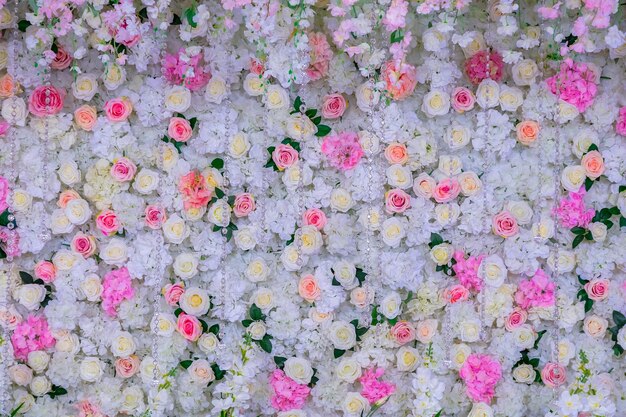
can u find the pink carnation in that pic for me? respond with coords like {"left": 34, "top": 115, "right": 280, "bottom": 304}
{"left": 11, "top": 315, "right": 55, "bottom": 361}
{"left": 459, "top": 354, "right": 502, "bottom": 403}
{"left": 269, "top": 369, "right": 311, "bottom": 411}
{"left": 162, "top": 49, "right": 211, "bottom": 91}
{"left": 101, "top": 267, "right": 135, "bottom": 317}
{"left": 464, "top": 50, "right": 504, "bottom": 85}
{"left": 515, "top": 269, "right": 556, "bottom": 310}
{"left": 321, "top": 132, "right": 364, "bottom": 171}
{"left": 545, "top": 59, "right": 598, "bottom": 112}
{"left": 553, "top": 187, "right": 595, "bottom": 229}
{"left": 359, "top": 367, "right": 396, "bottom": 405}
{"left": 452, "top": 251, "right": 484, "bottom": 292}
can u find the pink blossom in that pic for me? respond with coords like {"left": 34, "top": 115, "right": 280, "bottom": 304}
{"left": 515, "top": 269, "right": 556, "bottom": 310}
{"left": 0, "top": 176, "right": 8, "bottom": 213}
{"left": 460, "top": 354, "right": 502, "bottom": 403}
{"left": 382, "top": 0, "right": 408, "bottom": 31}
{"left": 0, "top": 226, "right": 20, "bottom": 258}
{"left": 452, "top": 251, "right": 484, "bottom": 292}
{"left": 381, "top": 60, "right": 417, "bottom": 101}
{"left": 269, "top": 369, "right": 311, "bottom": 411}
{"left": 101, "top": 267, "right": 135, "bottom": 317}
{"left": 359, "top": 367, "right": 396, "bottom": 405}
{"left": 537, "top": 2, "right": 562, "bottom": 20}
{"left": 545, "top": 59, "right": 598, "bottom": 112}
{"left": 0, "top": 120, "right": 10, "bottom": 136}
{"left": 178, "top": 171, "right": 212, "bottom": 210}
{"left": 77, "top": 400, "right": 106, "bottom": 417}
{"left": 553, "top": 187, "right": 595, "bottom": 229}
{"left": 307, "top": 33, "right": 333, "bottom": 81}
{"left": 101, "top": 0, "right": 143, "bottom": 47}
{"left": 615, "top": 107, "right": 626, "bottom": 136}
{"left": 464, "top": 50, "right": 504, "bottom": 85}
{"left": 321, "top": 132, "right": 364, "bottom": 171}
{"left": 10, "top": 315, "right": 55, "bottom": 361}
{"left": 162, "top": 49, "right": 211, "bottom": 91}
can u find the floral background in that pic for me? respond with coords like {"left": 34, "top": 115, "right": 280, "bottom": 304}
{"left": 0, "top": 0, "right": 625, "bottom": 417}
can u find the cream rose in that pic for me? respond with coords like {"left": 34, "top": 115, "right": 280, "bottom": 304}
{"left": 64, "top": 198, "right": 92, "bottom": 225}
{"left": 506, "top": 200, "right": 533, "bottom": 225}
{"left": 243, "top": 73, "right": 265, "bottom": 96}
{"left": 228, "top": 132, "right": 251, "bottom": 159}
{"left": 430, "top": 243, "right": 453, "bottom": 266}
{"left": 513, "top": 364, "right": 536, "bottom": 384}
{"left": 459, "top": 318, "right": 481, "bottom": 342}
{"left": 330, "top": 188, "right": 354, "bottom": 212}
{"left": 342, "top": 392, "right": 369, "bottom": 415}
{"left": 499, "top": 86, "right": 524, "bottom": 111}
{"left": 458, "top": 172, "right": 482, "bottom": 196}
{"left": 72, "top": 73, "right": 99, "bottom": 101}
{"left": 583, "top": 315, "right": 608, "bottom": 338}
{"left": 284, "top": 357, "right": 314, "bottom": 384}
{"left": 102, "top": 63, "right": 126, "bottom": 90}
{"left": 2, "top": 97, "right": 27, "bottom": 126}
{"left": 14, "top": 284, "right": 46, "bottom": 311}
{"left": 513, "top": 324, "right": 536, "bottom": 349}
{"left": 422, "top": 89, "right": 450, "bottom": 118}
{"left": 80, "top": 274, "right": 102, "bottom": 301}
{"left": 133, "top": 169, "right": 159, "bottom": 194}
{"left": 435, "top": 203, "right": 460, "bottom": 226}
{"left": 165, "top": 85, "right": 192, "bottom": 112}
{"left": 152, "top": 313, "right": 176, "bottom": 337}
{"left": 589, "top": 222, "right": 607, "bottom": 242}
{"left": 100, "top": 238, "right": 128, "bottom": 265}
{"left": 80, "top": 357, "right": 104, "bottom": 382}
{"left": 450, "top": 343, "right": 471, "bottom": 370}
{"left": 380, "top": 292, "right": 402, "bottom": 319}
{"left": 52, "top": 249, "right": 79, "bottom": 271}
{"left": 29, "top": 376, "right": 51, "bottom": 397}
{"left": 297, "top": 225, "right": 323, "bottom": 255}
{"left": 207, "top": 200, "right": 232, "bottom": 228}
{"left": 248, "top": 321, "right": 267, "bottom": 340}
{"left": 27, "top": 351, "right": 50, "bottom": 373}
{"left": 333, "top": 260, "right": 357, "bottom": 289}
{"left": 245, "top": 258, "right": 270, "bottom": 282}
{"left": 478, "top": 254, "right": 507, "bottom": 287}
{"left": 386, "top": 164, "right": 413, "bottom": 189}
{"left": 173, "top": 253, "right": 199, "bottom": 279}
{"left": 396, "top": 346, "right": 420, "bottom": 372}
{"left": 180, "top": 287, "right": 211, "bottom": 316}
{"left": 9, "top": 364, "right": 33, "bottom": 386}
{"left": 446, "top": 124, "right": 471, "bottom": 150}
{"left": 264, "top": 85, "right": 289, "bottom": 109}
{"left": 476, "top": 79, "right": 500, "bottom": 108}
{"left": 329, "top": 320, "right": 357, "bottom": 350}
{"left": 205, "top": 75, "right": 228, "bottom": 104}
{"left": 511, "top": 59, "right": 538, "bottom": 86}
{"left": 336, "top": 357, "right": 361, "bottom": 383}
{"left": 253, "top": 288, "right": 274, "bottom": 310}
{"left": 111, "top": 331, "right": 137, "bottom": 357}
{"left": 286, "top": 114, "right": 317, "bottom": 141}
{"left": 381, "top": 217, "right": 406, "bottom": 247}
{"left": 58, "top": 161, "right": 81, "bottom": 186}
{"left": 162, "top": 214, "right": 188, "bottom": 244}
{"left": 468, "top": 402, "right": 494, "bottom": 417}
{"left": 188, "top": 359, "right": 215, "bottom": 384}
{"left": 235, "top": 227, "right": 257, "bottom": 250}
{"left": 198, "top": 333, "right": 220, "bottom": 353}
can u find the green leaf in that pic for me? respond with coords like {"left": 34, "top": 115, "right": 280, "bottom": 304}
{"left": 9, "top": 403, "right": 24, "bottom": 417}
{"left": 571, "top": 227, "right": 586, "bottom": 235}
{"left": 171, "top": 14, "right": 182, "bottom": 25}
{"left": 331, "top": 277, "right": 341, "bottom": 286}
{"left": 613, "top": 310, "right": 626, "bottom": 328}
{"left": 273, "top": 356, "right": 287, "bottom": 368}
{"left": 619, "top": 185, "right": 626, "bottom": 193}
{"left": 47, "top": 385, "right": 67, "bottom": 399}
{"left": 18, "top": 20, "right": 31, "bottom": 32}
{"left": 355, "top": 268, "right": 367, "bottom": 285}
{"left": 572, "top": 234, "right": 584, "bottom": 248}
{"left": 293, "top": 96, "right": 302, "bottom": 113}
{"left": 215, "top": 188, "right": 225, "bottom": 199}
{"left": 533, "top": 330, "right": 547, "bottom": 349}
{"left": 180, "top": 360, "right": 193, "bottom": 369}
{"left": 604, "top": 220, "right": 614, "bottom": 230}
{"left": 584, "top": 298, "right": 594, "bottom": 313}
{"left": 599, "top": 207, "right": 612, "bottom": 220}
{"left": 529, "top": 357, "right": 540, "bottom": 367}
{"left": 189, "top": 117, "right": 198, "bottom": 129}
{"left": 584, "top": 177, "right": 594, "bottom": 191}
{"left": 587, "top": 143, "right": 599, "bottom": 152}
{"left": 211, "top": 363, "right": 226, "bottom": 380}
{"left": 208, "top": 324, "right": 220, "bottom": 335}
{"left": 184, "top": 7, "right": 198, "bottom": 28}
{"left": 28, "top": 0, "right": 39, "bottom": 13}
{"left": 312, "top": 116, "right": 322, "bottom": 125}
{"left": 390, "top": 29, "right": 404, "bottom": 44}
{"left": 211, "top": 158, "right": 224, "bottom": 170}
{"left": 613, "top": 344, "right": 624, "bottom": 356}
{"left": 371, "top": 306, "right": 380, "bottom": 325}
{"left": 333, "top": 349, "right": 345, "bottom": 358}
{"left": 621, "top": 216, "right": 626, "bottom": 228}
{"left": 0, "top": 209, "right": 16, "bottom": 227}
{"left": 577, "top": 275, "right": 589, "bottom": 286}
{"left": 199, "top": 319, "right": 208, "bottom": 333}
{"left": 609, "top": 206, "right": 621, "bottom": 215}
{"left": 250, "top": 304, "right": 264, "bottom": 321}
{"left": 19, "top": 271, "right": 34, "bottom": 284}
{"left": 429, "top": 233, "right": 444, "bottom": 248}
{"left": 315, "top": 124, "right": 331, "bottom": 137}
{"left": 0, "top": 246, "right": 6, "bottom": 259}
{"left": 259, "top": 335, "right": 272, "bottom": 353}
{"left": 305, "top": 109, "right": 317, "bottom": 119}
{"left": 174, "top": 308, "right": 183, "bottom": 317}
{"left": 242, "top": 319, "right": 252, "bottom": 328}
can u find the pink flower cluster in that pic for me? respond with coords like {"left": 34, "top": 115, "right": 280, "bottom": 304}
{"left": 616, "top": 107, "right": 626, "bottom": 137}
{"left": 382, "top": 0, "right": 408, "bottom": 31}
{"left": 452, "top": 251, "right": 484, "bottom": 292}
{"left": 269, "top": 369, "right": 311, "bottom": 411}
{"left": 11, "top": 315, "right": 55, "bottom": 361}
{"left": 382, "top": 60, "right": 417, "bottom": 101}
{"left": 464, "top": 50, "right": 504, "bottom": 85}
{"left": 359, "top": 367, "right": 396, "bottom": 405}
{"left": 101, "top": 267, "right": 135, "bottom": 317}
{"left": 0, "top": 175, "right": 8, "bottom": 212}
{"left": 546, "top": 59, "right": 598, "bottom": 112}
{"left": 162, "top": 49, "right": 211, "bottom": 91}
{"left": 179, "top": 171, "right": 212, "bottom": 210}
{"left": 515, "top": 269, "right": 556, "bottom": 310}
{"left": 307, "top": 33, "right": 333, "bottom": 81}
{"left": 0, "top": 226, "right": 20, "bottom": 258}
{"left": 553, "top": 187, "right": 595, "bottom": 229}
{"left": 101, "top": 0, "right": 143, "bottom": 47}
{"left": 321, "top": 132, "right": 364, "bottom": 171}
{"left": 459, "top": 354, "right": 502, "bottom": 403}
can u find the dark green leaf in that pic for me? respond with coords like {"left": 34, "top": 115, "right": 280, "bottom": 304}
{"left": 250, "top": 304, "right": 264, "bottom": 321}
{"left": 19, "top": 271, "right": 34, "bottom": 284}
{"left": 180, "top": 360, "right": 193, "bottom": 369}
{"left": 189, "top": 117, "right": 198, "bottom": 129}
{"left": 214, "top": 187, "right": 225, "bottom": 199}
{"left": 47, "top": 385, "right": 67, "bottom": 399}
{"left": 259, "top": 335, "right": 272, "bottom": 353}
{"left": 587, "top": 143, "right": 599, "bottom": 152}
{"left": 584, "top": 298, "right": 594, "bottom": 313}
{"left": 312, "top": 116, "right": 322, "bottom": 125}
{"left": 171, "top": 14, "right": 182, "bottom": 25}
{"left": 18, "top": 20, "right": 31, "bottom": 32}
{"left": 315, "top": 124, "right": 331, "bottom": 137}
{"left": 208, "top": 324, "right": 219, "bottom": 335}
{"left": 572, "top": 234, "right": 584, "bottom": 248}
{"left": 331, "top": 277, "right": 341, "bottom": 286}
{"left": 273, "top": 356, "right": 287, "bottom": 368}
{"left": 174, "top": 308, "right": 183, "bottom": 317}
{"left": 604, "top": 220, "right": 614, "bottom": 230}
{"left": 211, "top": 363, "right": 226, "bottom": 380}
{"left": 212, "top": 157, "right": 224, "bottom": 170}
{"left": 577, "top": 275, "right": 589, "bottom": 285}
{"left": 571, "top": 227, "right": 586, "bottom": 235}
{"left": 199, "top": 319, "right": 208, "bottom": 333}
{"left": 293, "top": 96, "right": 302, "bottom": 113}
{"left": 609, "top": 206, "right": 621, "bottom": 215}
{"left": 584, "top": 177, "right": 594, "bottom": 191}
{"left": 613, "top": 344, "right": 624, "bottom": 356}
{"left": 613, "top": 310, "right": 626, "bottom": 328}
{"left": 333, "top": 349, "right": 345, "bottom": 358}
{"left": 305, "top": 109, "right": 317, "bottom": 119}
{"left": 184, "top": 7, "right": 197, "bottom": 28}
{"left": 390, "top": 29, "right": 404, "bottom": 44}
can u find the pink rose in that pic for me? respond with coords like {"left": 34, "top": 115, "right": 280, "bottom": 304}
{"left": 443, "top": 284, "right": 469, "bottom": 304}
{"left": 389, "top": 321, "right": 416, "bottom": 345}
{"left": 451, "top": 87, "right": 476, "bottom": 113}
{"left": 96, "top": 210, "right": 121, "bottom": 236}
{"left": 28, "top": 85, "right": 65, "bottom": 117}
{"left": 321, "top": 94, "right": 347, "bottom": 119}
{"left": 505, "top": 308, "right": 527, "bottom": 331}
{"left": 168, "top": 117, "right": 193, "bottom": 142}
{"left": 249, "top": 58, "right": 265, "bottom": 75}
{"left": 384, "top": 143, "right": 409, "bottom": 165}
{"left": 0, "top": 121, "right": 10, "bottom": 136}
{"left": 432, "top": 178, "right": 461, "bottom": 203}
{"left": 302, "top": 208, "right": 327, "bottom": 230}
{"left": 541, "top": 363, "right": 566, "bottom": 388}
{"left": 381, "top": 60, "right": 417, "bottom": 101}
{"left": 584, "top": 279, "right": 609, "bottom": 301}
{"left": 34, "top": 261, "right": 56, "bottom": 284}
{"left": 50, "top": 46, "right": 72, "bottom": 70}
{"left": 177, "top": 313, "right": 202, "bottom": 342}
{"left": 492, "top": 210, "right": 519, "bottom": 238}
{"left": 145, "top": 205, "right": 167, "bottom": 229}
{"left": 115, "top": 355, "right": 140, "bottom": 378}
{"left": 298, "top": 274, "right": 321, "bottom": 302}
{"left": 71, "top": 232, "right": 97, "bottom": 258}
{"left": 581, "top": 150, "right": 605, "bottom": 179}
{"left": 164, "top": 282, "right": 185, "bottom": 306}
{"left": 233, "top": 193, "right": 256, "bottom": 217}
{"left": 110, "top": 157, "right": 137, "bottom": 182}
{"left": 385, "top": 188, "right": 411, "bottom": 214}
{"left": 104, "top": 97, "right": 133, "bottom": 122}
{"left": 272, "top": 144, "right": 299, "bottom": 171}
{"left": 57, "top": 190, "right": 80, "bottom": 208}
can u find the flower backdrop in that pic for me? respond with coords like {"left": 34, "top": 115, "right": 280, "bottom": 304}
{"left": 0, "top": 0, "right": 625, "bottom": 416}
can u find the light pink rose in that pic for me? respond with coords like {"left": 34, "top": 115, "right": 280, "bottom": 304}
{"left": 505, "top": 308, "right": 527, "bottom": 331}
{"left": 96, "top": 209, "right": 121, "bottom": 236}
{"left": 432, "top": 178, "right": 461, "bottom": 203}
{"left": 389, "top": 321, "right": 416, "bottom": 345}
{"left": 581, "top": 150, "right": 605, "bottom": 179}
{"left": 110, "top": 157, "right": 137, "bottom": 182}
{"left": 57, "top": 190, "right": 80, "bottom": 208}
{"left": 451, "top": 87, "right": 476, "bottom": 113}
{"left": 115, "top": 355, "right": 140, "bottom": 378}
{"left": 272, "top": 144, "right": 299, "bottom": 171}
{"left": 321, "top": 94, "right": 347, "bottom": 119}
{"left": 584, "top": 279, "right": 609, "bottom": 301}
{"left": 413, "top": 173, "right": 437, "bottom": 199}
{"left": 233, "top": 193, "right": 256, "bottom": 217}
{"left": 168, "top": 117, "right": 193, "bottom": 142}
{"left": 492, "top": 210, "right": 519, "bottom": 238}
{"left": 302, "top": 208, "right": 327, "bottom": 230}
{"left": 164, "top": 283, "right": 185, "bottom": 306}
{"left": 298, "top": 274, "right": 321, "bottom": 302}
{"left": 443, "top": 284, "right": 469, "bottom": 304}
{"left": 104, "top": 97, "right": 133, "bottom": 122}
{"left": 28, "top": 85, "right": 65, "bottom": 117}
{"left": 34, "top": 261, "right": 56, "bottom": 284}
{"left": 145, "top": 205, "right": 167, "bottom": 229}
{"left": 177, "top": 313, "right": 202, "bottom": 342}
{"left": 385, "top": 188, "right": 411, "bottom": 214}
{"left": 541, "top": 363, "right": 566, "bottom": 388}
{"left": 50, "top": 46, "right": 72, "bottom": 70}
{"left": 71, "top": 232, "right": 97, "bottom": 258}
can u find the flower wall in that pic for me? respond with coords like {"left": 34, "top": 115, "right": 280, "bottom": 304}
{"left": 0, "top": 1, "right": 625, "bottom": 417}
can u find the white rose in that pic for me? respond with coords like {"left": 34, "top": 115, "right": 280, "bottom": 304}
{"left": 51, "top": 209, "right": 74, "bottom": 235}
{"left": 532, "top": 217, "right": 555, "bottom": 241}
{"left": 557, "top": 339, "right": 576, "bottom": 364}
{"left": 57, "top": 161, "right": 81, "bottom": 186}
{"left": 14, "top": 285, "right": 45, "bottom": 311}
{"left": 286, "top": 114, "right": 317, "bottom": 141}
{"left": 297, "top": 225, "right": 322, "bottom": 255}
{"left": 120, "top": 386, "right": 143, "bottom": 414}
{"left": 572, "top": 130, "right": 597, "bottom": 158}
{"left": 561, "top": 165, "right": 586, "bottom": 192}
{"left": 72, "top": 73, "right": 99, "bottom": 101}
{"left": 450, "top": 343, "right": 471, "bottom": 370}
{"left": 52, "top": 249, "right": 79, "bottom": 271}
{"left": 281, "top": 244, "right": 307, "bottom": 272}
{"left": 139, "top": 357, "right": 157, "bottom": 382}
{"left": 9, "top": 364, "right": 33, "bottom": 386}
{"left": 506, "top": 200, "right": 533, "bottom": 225}
{"left": 248, "top": 321, "right": 266, "bottom": 340}
{"left": 458, "top": 171, "right": 482, "bottom": 196}
{"left": 152, "top": 313, "right": 176, "bottom": 337}
{"left": 468, "top": 402, "right": 494, "bottom": 417}
{"left": 583, "top": 315, "right": 608, "bottom": 338}
{"left": 180, "top": 287, "right": 211, "bottom": 316}
{"left": 102, "top": 63, "right": 126, "bottom": 90}
{"left": 381, "top": 217, "right": 406, "bottom": 247}
{"left": 1, "top": 97, "right": 27, "bottom": 126}
{"left": 460, "top": 32, "right": 486, "bottom": 57}
{"left": 589, "top": 222, "right": 607, "bottom": 242}
{"left": 499, "top": 85, "right": 524, "bottom": 112}
{"left": 173, "top": 253, "right": 199, "bottom": 279}
{"left": 133, "top": 169, "right": 159, "bottom": 194}
{"left": 330, "top": 188, "right": 354, "bottom": 212}
{"left": 64, "top": 198, "right": 92, "bottom": 225}
{"left": 164, "top": 85, "right": 192, "bottom": 112}
{"left": 355, "top": 81, "right": 380, "bottom": 112}
{"left": 100, "top": 238, "right": 128, "bottom": 265}
{"left": 243, "top": 73, "right": 265, "bottom": 96}
{"left": 207, "top": 200, "right": 231, "bottom": 228}
{"left": 253, "top": 288, "right": 274, "bottom": 310}
{"left": 80, "top": 357, "right": 104, "bottom": 382}
{"left": 556, "top": 100, "right": 580, "bottom": 123}
{"left": 513, "top": 324, "right": 536, "bottom": 349}
{"left": 333, "top": 260, "right": 357, "bottom": 289}
{"left": 617, "top": 327, "right": 626, "bottom": 348}
{"left": 264, "top": 85, "right": 289, "bottom": 109}
{"left": 284, "top": 357, "right": 313, "bottom": 384}
{"left": 336, "top": 357, "right": 361, "bottom": 383}
{"left": 245, "top": 258, "right": 269, "bottom": 282}
{"left": 12, "top": 389, "right": 34, "bottom": 413}
{"left": 422, "top": 28, "right": 447, "bottom": 51}
{"left": 445, "top": 124, "right": 471, "bottom": 150}
{"left": 396, "top": 346, "right": 420, "bottom": 372}
{"left": 111, "top": 331, "right": 136, "bottom": 357}
{"left": 159, "top": 142, "right": 179, "bottom": 172}
{"left": 459, "top": 319, "right": 481, "bottom": 342}
{"left": 342, "top": 392, "right": 369, "bottom": 415}
{"left": 386, "top": 164, "right": 413, "bottom": 189}
{"left": 80, "top": 274, "right": 102, "bottom": 301}
{"left": 437, "top": 155, "right": 463, "bottom": 176}
{"left": 162, "top": 214, "right": 188, "bottom": 244}
{"left": 198, "top": 333, "right": 220, "bottom": 353}
{"left": 277, "top": 411, "right": 306, "bottom": 417}
{"left": 29, "top": 375, "right": 51, "bottom": 397}
{"left": 380, "top": 292, "right": 402, "bottom": 319}
{"left": 358, "top": 207, "right": 382, "bottom": 231}
{"left": 476, "top": 79, "right": 500, "bottom": 108}
{"left": 513, "top": 364, "right": 536, "bottom": 384}
{"left": 329, "top": 320, "right": 357, "bottom": 350}
{"left": 205, "top": 75, "right": 228, "bottom": 104}
{"left": 228, "top": 132, "right": 251, "bottom": 159}
{"left": 430, "top": 243, "right": 453, "bottom": 266}
{"left": 55, "top": 331, "right": 80, "bottom": 354}
{"left": 183, "top": 206, "right": 206, "bottom": 222}
{"left": 511, "top": 59, "right": 538, "bottom": 86}
{"left": 358, "top": 130, "right": 380, "bottom": 156}
{"left": 548, "top": 250, "right": 576, "bottom": 274}
{"left": 10, "top": 189, "right": 32, "bottom": 212}
{"left": 235, "top": 227, "right": 257, "bottom": 251}
{"left": 188, "top": 359, "right": 215, "bottom": 384}
{"left": 422, "top": 89, "right": 450, "bottom": 118}
{"left": 435, "top": 203, "right": 460, "bottom": 226}
{"left": 478, "top": 255, "right": 507, "bottom": 287}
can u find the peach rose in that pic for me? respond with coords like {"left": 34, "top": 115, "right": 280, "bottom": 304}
{"left": 104, "top": 97, "right": 133, "bottom": 122}
{"left": 115, "top": 355, "right": 140, "bottom": 378}
{"left": 384, "top": 143, "right": 409, "bottom": 165}
{"left": 298, "top": 274, "right": 321, "bottom": 302}
{"left": 0, "top": 74, "right": 18, "bottom": 98}
{"left": 584, "top": 279, "right": 609, "bottom": 301}
{"left": 71, "top": 232, "right": 97, "bottom": 258}
{"left": 168, "top": 117, "right": 193, "bottom": 142}
{"left": 302, "top": 208, "right": 327, "bottom": 230}
{"left": 432, "top": 178, "right": 461, "bottom": 203}
{"left": 443, "top": 285, "right": 469, "bottom": 304}
{"left": 57, "top": 190, "right": 80, "bottom": 208}
{"left": 164, "top": 282, "right": 185, "bottom": 306}
{"left": 516, "top": 121, "right": 540, "bottom": 146}
{"left": 415, "top": 319, "right": 438, "bottom": 343}
{"left": 541, "top": 363, "right": 566, "bottom": 388}
{"left": 413, "top": 173, "right": 437, "bottom": 199}
{"left": 492, "top": 210, "right": 519, "bottom": 238}
{"left": 321, "top": 93, "right": 347, "bottom": 119}
{"left": 581, "top": 150, "right": 605, "bottom": 179}
{"left": 177, "top": 313, "right": 202, "bottom": 341}
{"left": 233, "top": 193, "right": 256, "bottom": 217}
{"left": 381, "top": 60, "right": 417, "bottom": 101}
{"left": 390, "top": 321, "right": 416, "bottom": 345}
{"left": 583, "top": 315, "right": 607, "bottom": 338}
{"left": 385, "top": 188, "right": 411, "bottom": 213}
{"left": 50, "top": 46, "right": 72, "bottom": 70}
{"left": 34, "top": 261, "right": 56, "bottom": 283}
{"left": 74, "top": 105, "right": 97, "bottom": 131}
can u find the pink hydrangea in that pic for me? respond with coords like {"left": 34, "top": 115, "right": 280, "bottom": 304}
{"left": 382, "top": 0, "right": 408, "bottom": 31}
{"left": 553, "top": 187, "right": 595, "bottom": 229}
{"left": 0, "top": 226, "right": 20, "bottom": 258}
{"left": 515, "top": 269, "right": 556, "bottom": 310}
{"left": 459, "top": 354, "right": 502, "bottom": 403}
{"left": 307, "top": 33, "right": 333, "bottom": 81}
{"left": 162, "top": 49, "right": 211, "bottom": 91}
{"left": 269, "top": 369, "right": 310, "bottom": 411}
{"left": 101, "top": 0, "right": 143, "bottom": 47}
{"left": 464, "top": 50, "right": 504, "bottom": 85}
{"left": 615, "top": 107, "right": 626, "bottom": 137}
{"left": 101, "top": 267, "right": 135, "bottom": 317}
{"left": 545, "top": 59, "right": 598, "bottom": 112}
{"left": 321, "top": 132, "right": 364, "bottom": 171}
{"left": 359, "top": 367, "right": 396, "bottom": 404}
{"left": 0, "top": 175, "right": 8, "bottom": 213}
{"left": 452, "top": 251, "right": 484, "bottom": 292}
{"left": 11, "top": 315, "right": 55, "bottom": 361}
